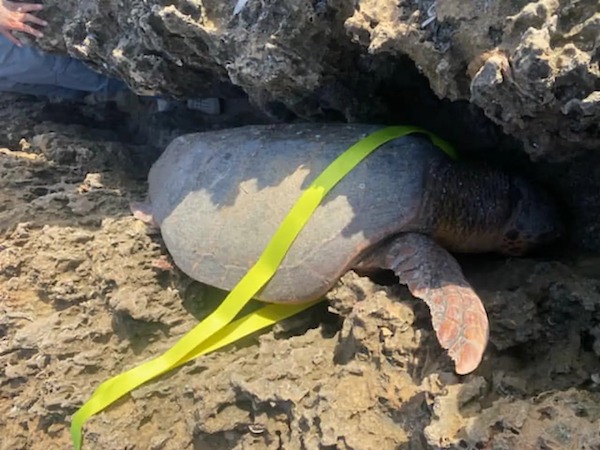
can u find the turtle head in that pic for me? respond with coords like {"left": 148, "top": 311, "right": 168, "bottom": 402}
{"left": 500, "top": 176, "right": 562, "bottom": 256}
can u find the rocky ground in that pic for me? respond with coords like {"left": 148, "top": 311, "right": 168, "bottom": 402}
{"left": 1, "top": 92, "right": 600, "bottom": 450}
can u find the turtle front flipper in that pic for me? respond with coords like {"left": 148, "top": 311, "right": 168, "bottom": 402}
{"left": 359, "top": 233, "right": 489, "bottom": 375}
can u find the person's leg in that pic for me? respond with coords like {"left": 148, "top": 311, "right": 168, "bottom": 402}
{"left": 49, "top": 55, "right": 129, "bottom": 97}
{"left": 0, "top": 36, "right": 222, "bottom": 113}
{"left": 0, "top": 35, "right": 128, "bottom": 97}
{"left": 0, "top": 77, "right": 88, "bottom": 99}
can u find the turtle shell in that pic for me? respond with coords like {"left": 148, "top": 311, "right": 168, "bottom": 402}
{"left": 148, "top": 123, "right": 444, "bottom": 302}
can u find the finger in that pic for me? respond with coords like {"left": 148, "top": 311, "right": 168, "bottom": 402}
{"left": 14, "top": 22, "right": 43, "bottom": 38}
{"left": 23, "top": 13, "right": 48, "bottom": 26}
{"left": 0, "top": 29, "right": 23, "bottom": 47}
{"left": 15, "top": 3, "right": 44, "bottom": 13}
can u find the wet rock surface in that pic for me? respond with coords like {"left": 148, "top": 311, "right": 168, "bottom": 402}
{"left": 33, "top": 0, "right": 600, "bottom": 161}
{"left": 1, "top": 95, "right": 600, "bottom": 449}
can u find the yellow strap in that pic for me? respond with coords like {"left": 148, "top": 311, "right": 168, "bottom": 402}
{"left": 70, "top": 126, "right": 455, "bottom": 449}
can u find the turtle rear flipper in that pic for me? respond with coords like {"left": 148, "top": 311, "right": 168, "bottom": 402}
{"left": 359, "top": 233, "right": 489, "bottom": 375}
{"left": 130, "top": 201, "right": 158, "bottom": 227}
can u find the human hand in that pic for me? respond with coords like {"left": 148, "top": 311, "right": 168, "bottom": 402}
{"left": 0, "top": 0, "right": 47, "bottom": 47}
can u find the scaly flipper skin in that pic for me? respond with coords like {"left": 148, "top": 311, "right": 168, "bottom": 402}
{"left": 130, "top": 201, "right": 158, "bottom": 227}
{"left": 360, "top": 233, "right": 489, "bottom": 375}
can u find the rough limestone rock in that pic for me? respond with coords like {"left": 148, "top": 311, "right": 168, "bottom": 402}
{"left": 1, "top": 1, "right": 600, "bottom": 448}
{"left": 346, "top": 0, "right": 600, "bottom": 159}
{"left": 32, "top": 0, "right": 600, "bottom": 160}
{"left": 1, "top": 97, "right": 600, "bottom": 449}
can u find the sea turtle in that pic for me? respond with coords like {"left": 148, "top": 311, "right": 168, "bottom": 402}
{"left": 133, "top": 123, "right": 561, "bottom": 375}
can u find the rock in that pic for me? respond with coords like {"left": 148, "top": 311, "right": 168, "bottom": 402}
{"left": 29, "top": 0, "right": 600, "bottom": 160}
{"left": 1, "top": 23, "right": 600, "bottom": 449}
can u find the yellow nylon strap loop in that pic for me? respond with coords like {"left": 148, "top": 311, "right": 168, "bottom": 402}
{"left": 70, "top": 126, "right": 455, "bottom": 449}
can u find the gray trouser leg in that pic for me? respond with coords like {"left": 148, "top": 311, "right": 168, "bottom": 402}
{"left": 0, "top": 36, "right": 128, "bottom": 98}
